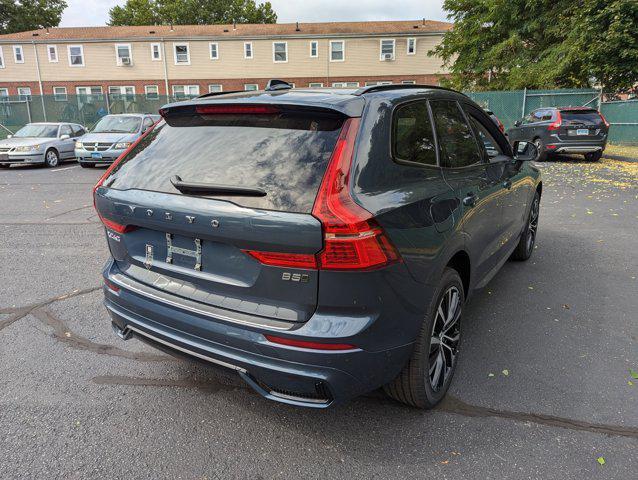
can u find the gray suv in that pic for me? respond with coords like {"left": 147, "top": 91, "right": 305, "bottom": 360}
{"left": 508, "top": 107, "right": 609, "bottom": 161}
{"left": 76, "top": 113, "right": 159, "bottom": 168}
{"left": 95, "top": 84, "right": 542, "bottom": 408}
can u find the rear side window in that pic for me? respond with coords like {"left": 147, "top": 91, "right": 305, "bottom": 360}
{"left": 430, "top": 100, "right": 482, "bottom": 168}
{"left": 102, "top": 109, "right": 344, "bottom": 213}
{"left": 393, "top": 101, "right": 437, "bottom": 166}
{"left": 561, "top": 110, "right": 604, "bottom": 126}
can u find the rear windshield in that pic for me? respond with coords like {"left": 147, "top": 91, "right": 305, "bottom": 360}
{"left": 102, "top": 110, "right": 344, "bottom": 213}
{"left": 561, "top": 110, "right": 603, "bottom": 126}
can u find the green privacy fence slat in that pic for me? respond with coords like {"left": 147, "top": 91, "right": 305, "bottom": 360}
{"left": 1, "top": 90, "right": 636, "bottom": 144}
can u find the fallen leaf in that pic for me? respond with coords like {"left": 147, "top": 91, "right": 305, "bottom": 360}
{"left": 502, "top": 369, "right": 509, "bottom": 376}
{"left": 597, "top": 457, "right": 605, "bottom": 466}
{"left": 64, "top": 332, "right": 71, "bottom": 337}
{"left": 629, "top": 369, "right": 638, "bottom": 380}
{"left": 488, "top": 373, "right": 495, "bottom": 377}
{"left": 628, "top": 381, "right": 634, "bottom": 387}
{"left": 562, "top": 304, "right": 570, "bottom": 310}
{"left": 440, "top": 460, "right": 449, "bottom": 465}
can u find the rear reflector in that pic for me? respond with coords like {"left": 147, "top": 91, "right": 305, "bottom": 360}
{"left": 264, "top": 334, "right": 356, "bottom": 351}
{"left": 104, "top": 278, "right": 120, "bottom": 292}
{"left": 194, "top": 105, "right": 280, "bottom": 115}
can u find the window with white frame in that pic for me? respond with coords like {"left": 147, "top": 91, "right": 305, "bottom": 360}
{"left": 0, "top": 47, "right": 4, "bottom": 68}
{"left": 208, "top": 84, "right": 223, "bottom": 93}
{"left": 209, "top": 42, "right": 219, "bottom": 60}
{"left": 115, "top": 44, "right": 132, "bottom": 65}
{"left": 172, "top": 85, "right": 199, "bottom": 98}
{"left": 76, "top": 86, "right": 103, "bottom": 96}
{"left": 150, "top": 43, "right": 161, "bottom": 61}
{"left": 310, "top": 41, "right": 318, "bottom": 58}
{"left": 402, "top": 80, "right": 417, "bottom": 84}
{"left": 109, "top": 86, "right": 135, "bottom": 98}
{"left": 174, "top": 43, "right": 190, "bottom": 64}
{"left": 47, "top": 45, "right": 58, "bottom": 62}
{"left": 145, "top": 85, "right": 159, "bottom": 99}
{"left": 13, "top": 45, "right": 24, "bottom": 63}
{"left": 17, "top": 87, "right": 31, "bottom": 101}
{"left": 244, "top": 84, "right": 258, "bottom": 91}
{"left": 380, "top": 39, "right": 395, "bottom": 60}
{"left": 330, "top": 41, "right": 344, "bottom": 62}
{"left": 0, "top": 88, "right": 8, "bottom": 100}
{"left": 68, "top": 45, "right": 84, "bottom": 66}
{"left": 332, "top": 82, "right": 359, "bottom": 88}
{"left": 308, "top": 82, "right": 323, "bottom": 87}
{"left": 365, "top": 81, "right": 392, "bottom": 86}
{"left": 407, "top": 38, "right": 417, "bottom": 55}
{"left": 53, "top": 87, "right": 67, "bottom": 101}
{"left": 273, "top": 42, "right": 287, "bottom": 62}
{"left": 244, "top": 42, "right": 253, "bottom": 59}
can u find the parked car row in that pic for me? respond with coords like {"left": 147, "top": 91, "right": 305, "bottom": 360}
{"left": 0, "top": 113, "right": 160, "bottom": 168}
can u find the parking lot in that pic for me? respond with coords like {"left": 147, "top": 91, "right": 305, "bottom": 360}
{"left": 1, "top": 157, "right": 637, "bottom": 479}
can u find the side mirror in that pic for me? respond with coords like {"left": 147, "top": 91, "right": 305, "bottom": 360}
{"left": 514, "top": 120, "right": 522, "bottom": 127}
{"left": 60, "top": 134, "right": 70, "bottom": 140}
{"left": 513, "top": 141, "right": 538, "bottom": 161}
{"left": 6, "top": 135, "right": 12, "bottom": 138}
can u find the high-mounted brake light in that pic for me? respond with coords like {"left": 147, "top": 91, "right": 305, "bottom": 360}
{"left": 599, "top": 112, "right": 610, "bottom": 128}
{"left": 264, "top": 334, "right": 356, "bottom": 351}
{"left": 547, "top": 111, "right": 562, "bottom": 131}
{"left": 194, "top": 105, "right": 280, "bottom": 115}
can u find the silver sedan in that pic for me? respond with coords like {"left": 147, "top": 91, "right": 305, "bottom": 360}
{"left": 0, "top": 122, "right": 87, "bottom": 168}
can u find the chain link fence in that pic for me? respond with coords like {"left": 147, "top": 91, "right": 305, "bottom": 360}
{"left": 1, "top": 89, "right": 636, "bottom": 144}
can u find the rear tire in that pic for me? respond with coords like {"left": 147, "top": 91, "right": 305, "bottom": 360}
{"left": 511, "top": 191, "right": 540, "bottom": 261}
{"left": 534, "top": 138, "right": 547, "bottom": 162}
{"left": 384, "top": 267, "right": 464, "bottom": 409}
{"left": 584, "top": 151, "right": 602, "bottom": 162}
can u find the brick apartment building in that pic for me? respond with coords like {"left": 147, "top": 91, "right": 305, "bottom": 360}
{"left": 0, "top": 19, "right": 452, "bottom": 100}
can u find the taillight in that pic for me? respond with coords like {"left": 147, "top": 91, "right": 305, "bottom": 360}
{"left": 243, "top": 250, "right": 317, "bottom": 269}
{"left": 244, "top": 117, "right": 401, "bottom": 272}
{"left": 264, "top": 334, "right": 356, "bottom": 351}
{"left": 312, "top": 117, "right": 401, "bottom": 270}
{"left": 98, "top": 214, "right": 136, "bottom": 234}
{"left": 599, "top": 112, "right": 610, "bottom": 128}
{"left": 547, "top": 111, "right": 562, "bottom": 131}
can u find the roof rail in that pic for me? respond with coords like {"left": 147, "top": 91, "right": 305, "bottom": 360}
{"left": 353, "top": 84, "right": 466, "bottom": 97}
{"left": 265, "top": 79, "right": 293, "bottom": 91}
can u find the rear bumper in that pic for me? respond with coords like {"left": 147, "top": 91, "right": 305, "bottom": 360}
{"left": 547, "top": 138, "right": 607, "bottom": 154}
{"left": 103, "top": 261, "right": 414, "bottom": 407}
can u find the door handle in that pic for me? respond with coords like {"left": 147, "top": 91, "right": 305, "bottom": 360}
{"left": 502, "top": 179, "right": 512, "bottom": 190}
{"left": 463, "top": 193, "right": 477, "bottom": 207}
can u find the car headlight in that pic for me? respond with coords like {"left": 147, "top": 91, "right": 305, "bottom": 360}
{"left": 114, "top": 142, "right": 131, "bottom": 150}
{"left": 15, "top": 145, "right": 41, "bottom": 152}
{"left": 75, "top": 141, "right": 83, "bottom": 149}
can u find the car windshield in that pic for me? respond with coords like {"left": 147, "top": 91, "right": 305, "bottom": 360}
{"left": 13, "top": 124, "right": 59, "bottom": 138}
{"left": 92, "top": 116, "right": 141, "bottom": 134}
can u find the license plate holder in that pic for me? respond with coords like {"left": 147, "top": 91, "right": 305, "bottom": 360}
{"left": 166, "top": 233, "right": 202, "bottom": 271}
{"left": 91, "top": 152, "right": 103, "bottom": 159}
{"left": 576, "top": 128, "right": 589, "bottom": 136}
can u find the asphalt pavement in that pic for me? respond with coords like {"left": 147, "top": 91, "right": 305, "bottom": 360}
{"left": 0, "top": 157, "right": 636, "bottom": 479}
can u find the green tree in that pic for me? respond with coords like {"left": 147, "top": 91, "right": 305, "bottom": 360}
{"left": 108, "top": 0, "right": 277, "bottom": 26}
{"left": 0, "top": 0, "right": 67, "bottom": 35}
{"left": 431, "top": 0, "right": 638, "bottom": 93}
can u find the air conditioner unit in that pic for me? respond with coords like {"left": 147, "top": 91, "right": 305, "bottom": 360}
{"left": 382, "top": 53, "right": 394, "bottom": 61}
{"left": 120, "top": 57, "right": 132, "bottom": 66}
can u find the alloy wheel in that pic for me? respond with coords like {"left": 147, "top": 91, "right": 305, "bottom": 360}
{"left": 46, "top": 150, "right": 59, "bottom": 167}
{"left": 526, "top": 197, "right": 539, "bottom": 254}
{"left": 428, "top": 286, "right": 461, "bottom": 392}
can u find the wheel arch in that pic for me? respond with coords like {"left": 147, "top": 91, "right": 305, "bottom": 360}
{"left": 445, "top": 250, "right": 471, "bottom": 298}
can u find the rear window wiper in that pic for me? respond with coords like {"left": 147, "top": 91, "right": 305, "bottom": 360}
{"left": 170, "top": 175, "right": 267, "bottom": 197}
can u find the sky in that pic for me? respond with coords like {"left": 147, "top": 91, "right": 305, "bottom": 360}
{"left": 60, "top": 0, "right": 448, "bottom": 27}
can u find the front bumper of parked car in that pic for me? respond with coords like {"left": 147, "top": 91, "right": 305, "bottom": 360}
{"left": 75, "top": 148, "right": 126, "bottom": 164}
{"left": 0, "top": 151, "right": 46, "bottom": 165}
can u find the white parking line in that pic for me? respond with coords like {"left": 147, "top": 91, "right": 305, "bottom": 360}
{"left": 52, "top": 165, "right": 79, "bottom": 172}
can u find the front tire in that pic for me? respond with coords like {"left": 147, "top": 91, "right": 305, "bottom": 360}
{"left": 384, "top": 267, "right": 464, "bottom": 409}
{"left": 584, "top": 151, "right": 602, "bottom": 162}
{"left": 511, "top": 191, "right": 540, "bottom": 261}
{"left": 534, "top": 138, "right": 547, "bottom": 162}
{"left": 44, "top": 149, "right": 59, "bottom": 168}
